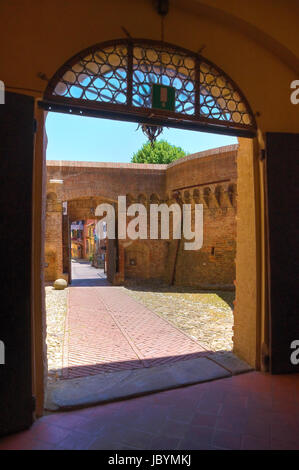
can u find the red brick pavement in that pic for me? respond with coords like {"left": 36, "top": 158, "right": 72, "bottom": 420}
{"left": 63, "top": 286, "right": 207, "bottom": 379}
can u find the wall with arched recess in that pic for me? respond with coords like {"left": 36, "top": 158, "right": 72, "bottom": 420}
{"left": 45, "top": 161, "right": 167, "bottom": 282}
{"left": 45, "top": 145, "right": 237, "bottom": 288}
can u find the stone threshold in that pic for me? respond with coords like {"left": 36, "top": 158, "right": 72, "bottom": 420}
{"left": 45, "top": 352, "right": 252, "bottom": 412}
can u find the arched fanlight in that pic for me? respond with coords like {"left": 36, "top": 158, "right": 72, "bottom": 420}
{"left": 43, "top": 39, "right": 256, "bottom": 137}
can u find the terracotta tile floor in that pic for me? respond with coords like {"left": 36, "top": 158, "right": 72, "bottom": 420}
{"left": 1, "top": 372, "right": 299, "bottom": 450}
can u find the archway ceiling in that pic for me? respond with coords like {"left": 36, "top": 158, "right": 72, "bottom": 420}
{"left": 178, "top": 0, "right": 299, "bottom": 75}
{"left": 43, "top": 39, "right": 256, "bottom": 137}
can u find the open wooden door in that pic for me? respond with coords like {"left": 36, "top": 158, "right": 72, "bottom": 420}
{"left": 266, "top": 132, "right": 299, "bottom": 374}
{"left": 0, "top": 92, "right": 35, "bottom": 435}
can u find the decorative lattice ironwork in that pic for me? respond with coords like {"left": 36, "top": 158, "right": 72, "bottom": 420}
{"left": 44, "top": 39, "right": 256, "bottom": 134}
{"left": 200, "top": 61, "right": 253, "bottom": 126}
{"left": 132, "top": 45, "right": 195, "bottom": 115}
{"left": 53, "top": 43, "right": 128, "bottom": 105}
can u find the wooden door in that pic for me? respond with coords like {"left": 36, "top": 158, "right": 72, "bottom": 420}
{"left": 0, "top": 92, "right": 35, "bottom": 435}
{"left": 266, "top": 132, "right": 299, "bottom": 374}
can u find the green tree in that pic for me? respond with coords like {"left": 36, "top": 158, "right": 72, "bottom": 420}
{"left": 131, "top": 140, "right": 186, "bottom": 164}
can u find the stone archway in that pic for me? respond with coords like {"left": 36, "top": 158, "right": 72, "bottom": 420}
{"left": 35, "top": 38, "right": 263, "bottom": 417}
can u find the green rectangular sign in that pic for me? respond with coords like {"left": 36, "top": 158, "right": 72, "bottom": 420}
{"left": 152, "top": 84, "right": 175, "bottom": 111}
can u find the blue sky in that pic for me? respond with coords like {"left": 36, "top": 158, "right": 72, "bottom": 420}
{"left": 45, "top": 112, "right": 237, "bottom": 162}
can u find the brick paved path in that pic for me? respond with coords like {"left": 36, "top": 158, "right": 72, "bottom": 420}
{"left": 63, "top": 261, "right": 207, "bottom": 379}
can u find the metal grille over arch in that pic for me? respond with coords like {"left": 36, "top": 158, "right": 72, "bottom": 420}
{"left": 43, "top": 39, "right": 256, "bottom": 136}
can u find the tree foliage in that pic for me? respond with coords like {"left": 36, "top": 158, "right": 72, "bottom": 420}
{"left": 131, "top": 140, "right": 186, "bottom": 164}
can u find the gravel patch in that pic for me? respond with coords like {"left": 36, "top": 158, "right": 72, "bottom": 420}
{"left": 45, "top": 286, "right": 68, "bottom": 383}
{"left": 122, "top": 286, "right": 234, "bottom": 352}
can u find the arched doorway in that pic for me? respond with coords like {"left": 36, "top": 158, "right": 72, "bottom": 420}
{"left": 35, "top": 38, "right": 260, "bottom": 416}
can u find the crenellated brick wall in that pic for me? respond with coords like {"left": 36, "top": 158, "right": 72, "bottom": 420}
{"left": 45, "top": 145, "right": 237, "bottom": 288}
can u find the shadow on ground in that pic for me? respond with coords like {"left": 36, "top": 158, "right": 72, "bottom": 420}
{"left": 46, "top": 350, "right": 252, "bottom": 411}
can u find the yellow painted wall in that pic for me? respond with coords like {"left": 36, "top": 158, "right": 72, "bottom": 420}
{"left": 234, "top": 138, "right": 261, "bottom": 367}
{"left": 0, "top": 0, "right": 298, "bottom": 134}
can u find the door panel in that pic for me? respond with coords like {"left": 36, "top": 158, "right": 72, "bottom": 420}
{"left": 266, "top": 132, "right": 299, "bottom": 374}
{"left": 0, "top": 92, "right": 35, "bottom": 435}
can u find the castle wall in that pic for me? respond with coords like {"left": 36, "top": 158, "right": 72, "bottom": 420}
{"left": 46, "top": 161, "right": 167, "bottom": 202}
{"left": 45, "top": 146, "right": 237, "bottom": 288}
{"left": 165, "top": 146, "right": 237, "bottom": 289}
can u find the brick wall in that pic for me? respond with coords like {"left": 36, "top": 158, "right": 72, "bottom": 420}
{"left": 46, "top": 161, "right": 167, "bottom": 202}
{"left": 45, "top": 146, "right": 237, "bottom": 288}
{"left": 165, "top": 146, "right": 237, "bottom": 289}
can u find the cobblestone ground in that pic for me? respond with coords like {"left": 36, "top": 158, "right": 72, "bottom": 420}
{"left": 123, "top": 286, "right": 234, "bottom": 352}
{"left": 45, "top": 286, "right": 68, "bottom": 383}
